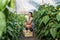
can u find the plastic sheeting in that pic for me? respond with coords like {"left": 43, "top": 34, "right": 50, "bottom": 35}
{"left": 15, "top": 0, "right": 60, "bottom": 14}
{"left": 15, "top": 0, "right": 37, "bottom": 14}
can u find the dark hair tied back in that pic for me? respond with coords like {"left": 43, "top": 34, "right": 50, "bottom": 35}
{"left": 29, "top": 12, "right": 33, "bottom": 17}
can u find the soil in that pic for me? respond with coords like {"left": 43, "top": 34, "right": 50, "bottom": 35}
{"left": 20, "top": 31, "right": 38, "bottom": 40}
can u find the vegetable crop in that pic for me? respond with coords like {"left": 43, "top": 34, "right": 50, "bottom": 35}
{"left": 33, "top": 5, "right": 60, "bottom": 40}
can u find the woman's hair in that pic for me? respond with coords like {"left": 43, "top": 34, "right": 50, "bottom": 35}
{"left": 29, "top": 12, "right": 33, "bottom": 17}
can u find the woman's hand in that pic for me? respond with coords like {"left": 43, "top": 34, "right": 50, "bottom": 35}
{"left": 26, "top": 25, "right": 32, "bottom": 28}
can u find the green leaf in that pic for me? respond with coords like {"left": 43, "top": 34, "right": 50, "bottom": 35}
{"left": 45, "top": 30, "right": 49, "bottom": 36}
{"left": 50, "top": 28, "right": 57, "bottom": 38}
{"left": 7, "top": 30, "right": 14, "bottom": 37}
{"left": 7, "top": 26, "right": 13, "bottom": 32}
{"left": 0, "top": 0, "right": 7, "bottom": 11}
{"left": 6, "top": 0, "right": 10, "bottom": 4}
{"left": 0, "top": 11, "right": 6, "bottom": 38}
{"left": 51, "top": 24, "right": 60, "bottom": 28}
{"left": 48, "top": 22, "right": 54, "bottom": 27}
{"left": 0, "top": 31, "right": 2, "bottom": 38}
{"left": 50, "top": 24, "right": 60, "bottom": 38}
{"left": 0, "top": 0, "right": 10, "bottom": 11}
{"left": 42, "top": 15, "right": 50, "bottom": 24}
{"left": 40, "top": 10, "right": 46, "bottom": 16}
{"left": 56, "top": 13, "right": 60, "bottom": 22}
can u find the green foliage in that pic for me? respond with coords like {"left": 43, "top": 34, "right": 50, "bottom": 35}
{"left": 33, "top": 5, "right": 60, "bottom": 40}
{"left": 56, "top": 13, "right": 60, "bottom": 22}
{"left": 0, "top": 0, "right": 25, "bottom": 40}
{"left": 42, "top": 15, "right": 50, "bottom": 24}
{"left": 5, "top": 13, "right": 25, "bottom": 40}
{"left": 0, "top": 0, "right": 10, "bottom": 11}
{"left": 0, "top": 0, "right": 10, "bottom": 39}
{"left": 0, "top": 11, "right": 6, "bottom": 38}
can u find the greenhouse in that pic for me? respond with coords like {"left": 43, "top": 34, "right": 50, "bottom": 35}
{"left": 0, "top": 0, "right": 60, "bottom": 40}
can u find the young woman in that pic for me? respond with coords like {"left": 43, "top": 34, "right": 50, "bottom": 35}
{"left": 25, "top": 12, "right": 33, "bottom": 32}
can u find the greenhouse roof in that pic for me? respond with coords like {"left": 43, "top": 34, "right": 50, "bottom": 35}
{"left": 15, "top": 0, "right": 60, "bottom": 14}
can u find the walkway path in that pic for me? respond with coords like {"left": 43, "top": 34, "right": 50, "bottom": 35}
{"left": 20, "top": 31, "right": 38, "bottom": 40}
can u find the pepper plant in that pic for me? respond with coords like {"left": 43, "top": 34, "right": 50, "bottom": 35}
{"left": 0, "top": 0, "right": 10, "bottom": 39}
{"left": 33, "top": 5, "right": 60, "bottom": 40}
{"left": 0, "top": 0, "right": 25, "bottom": 40}
{"left": 6, "top": 13, "right": 25, "bottom": 40}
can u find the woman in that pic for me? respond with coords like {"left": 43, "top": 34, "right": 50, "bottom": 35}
{"left": 25, "top": 12, "right": 33, "bottom": 32}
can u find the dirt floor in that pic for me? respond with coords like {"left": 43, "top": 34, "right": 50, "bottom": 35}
{"left": 20, "top": 31, "right": 38, "bottom": 40}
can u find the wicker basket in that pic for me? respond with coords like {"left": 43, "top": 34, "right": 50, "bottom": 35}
{"left": 23, "top": 29, "right": 33, "bottom": 37}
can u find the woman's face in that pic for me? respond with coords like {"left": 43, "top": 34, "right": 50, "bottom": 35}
{"left": 28, "top": 13, "right": 32, "bottom": 17}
